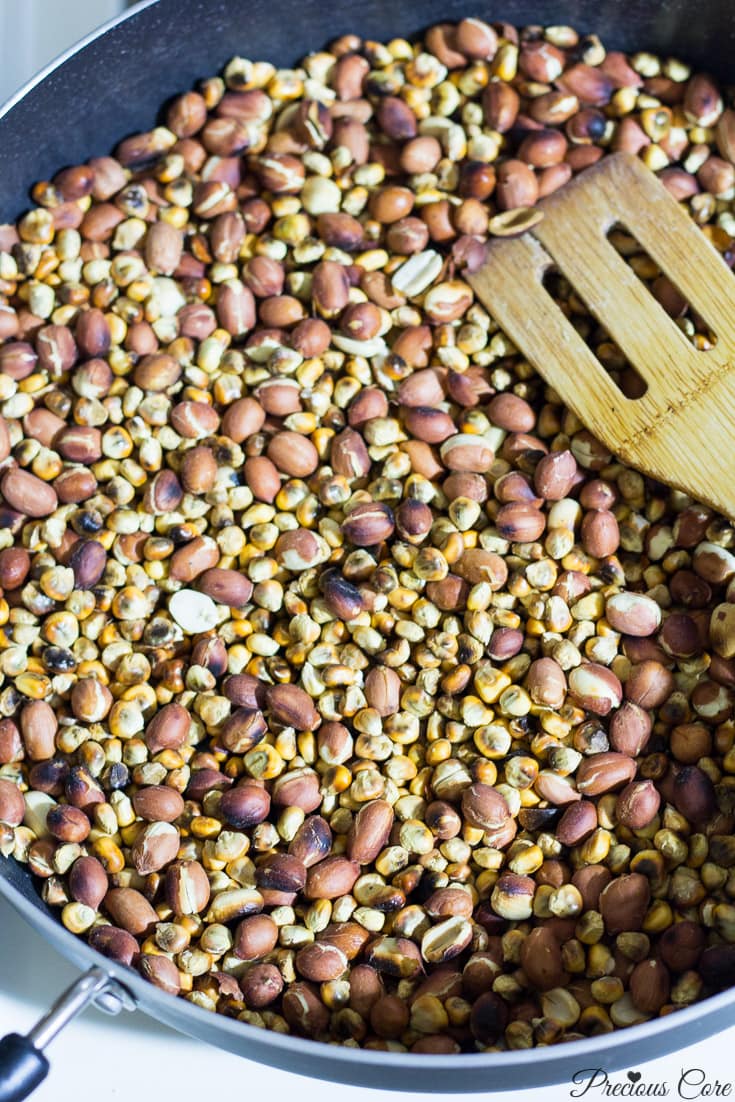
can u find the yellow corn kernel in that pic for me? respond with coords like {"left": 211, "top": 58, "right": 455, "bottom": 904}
{"left": 92, "top": 837, "right": 125, "bottom": 874}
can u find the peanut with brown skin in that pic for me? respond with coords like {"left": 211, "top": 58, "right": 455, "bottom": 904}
{"left": 0, "top": 780, "right": 25, "bottom": 827}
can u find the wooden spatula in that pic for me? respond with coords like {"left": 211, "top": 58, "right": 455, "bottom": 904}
{"left": 467, "top": 151, "right": 735, "bottom": 520}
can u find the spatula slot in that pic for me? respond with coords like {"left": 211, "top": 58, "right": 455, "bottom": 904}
{"left": 541, "top": 263, "right": 649, "bottom": 399}
{"left": 606, "top": 222, "right": 718, "bottom": 354}
{"left": 532, "top": 216, "right": 713, "bottom": 397}
{"left": 485, "top": 236, "right": 650, "bottom": 419}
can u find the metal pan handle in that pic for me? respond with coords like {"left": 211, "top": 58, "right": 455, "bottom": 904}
{"left": 0, "top": 966, "right": 134, "bottom": 1102}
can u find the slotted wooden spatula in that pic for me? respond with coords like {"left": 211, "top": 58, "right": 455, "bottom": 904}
{"left": 467, "top": 152, "right": 735, "bottom": 520}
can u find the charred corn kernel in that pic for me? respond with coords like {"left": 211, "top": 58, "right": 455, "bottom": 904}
{"left": 643, "top": 900, "right": 674, "bottom": 933}
{"left": 504, "top": 755, "right": 538, "bottom": 789}
{"left": 507, "top": 842, "right": 543, "bottom": 875}
{"left": 490, "top": 42, "right": 518, "bottom": 80}
{"left": 561, "top": 939, "right": 586, "bottom": 974}
{"left": 616, "top": 933, "right": 650, "bottom": 962}
{"left": 590, "top": 977, "right": 625, "bottom": 1004}
{"left": 190, "top": 816, "right": 222, "bottom": 839}
{"left": 61, "top": 902, "right": 97, "bottom": 933}
{"left": 92, "top": 838, "right": 125, "bottom": 874}
{"left": 15, "top": 672, "right": 52, "bottom": 699}
{"left": 43, "top": 612, "right": 80, "bottom": 647}
{"left": 576, "top": 910, "right": 605, "bottom": 944}
{"left": 588, "top": 943, "right": 615, "bottom": 978}
{"left": 244, "top": 745, "right": 284, "bottom": 780}
{"left": 579, "top": 1005, "right": 614, "bottom": 1035}
{"left": 630, "top": 849, "right": 666, "bottom": 884}
{"left": 548, "top": 884, "right": 583, "bottom": 917}
{"left": 120, "top": 822, "right": 143, "bottom": 850}
{"left": 579, "top": 829, "right": 611, "bottom": 865}
{"left": 474, "top": 668, "right": 511, "bottom": 704}
{"left": 107, "top": 701, "right": 145, "bottom": 739}
{"left": 540, "top": 987, "right": 580, "bottom": 1027}
{"left": 474, "top": 724, "right": 511, "bottom": 759}
{"left": 120, "top": 683, "right": 157, "bottom": 710}
{"left": 687, "top": 833, "right": 709, "bottom": 868}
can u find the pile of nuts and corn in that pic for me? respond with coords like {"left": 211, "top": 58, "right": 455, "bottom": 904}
{"left": 1, "top": 16, "right": 735, "bottom": 1054}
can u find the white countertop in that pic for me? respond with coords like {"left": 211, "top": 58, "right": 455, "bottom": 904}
{"left": 0, "top": 895, "right": 733, "bottom": 1102}
{"left": 0, "top": 0, "right": 123, "bottom": 105}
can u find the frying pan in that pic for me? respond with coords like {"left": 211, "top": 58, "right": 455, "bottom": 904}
{"left": 1, "top": 0, "right": 735, "bottom": 1096}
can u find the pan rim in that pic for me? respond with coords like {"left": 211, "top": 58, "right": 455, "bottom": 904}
{"left": 3, "top": 855, "right": 735, "bottom": 1083}
{"left": 0, "top": 0, "right": 161, "bottom": 124}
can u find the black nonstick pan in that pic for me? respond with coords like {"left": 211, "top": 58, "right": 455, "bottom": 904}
{"left": 1, "top": 0, "right": 735, "bottom": 1097}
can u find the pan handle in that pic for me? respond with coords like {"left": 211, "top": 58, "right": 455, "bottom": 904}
{"left": 0, "top": 966, "right": 134, "bottom": 1102}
